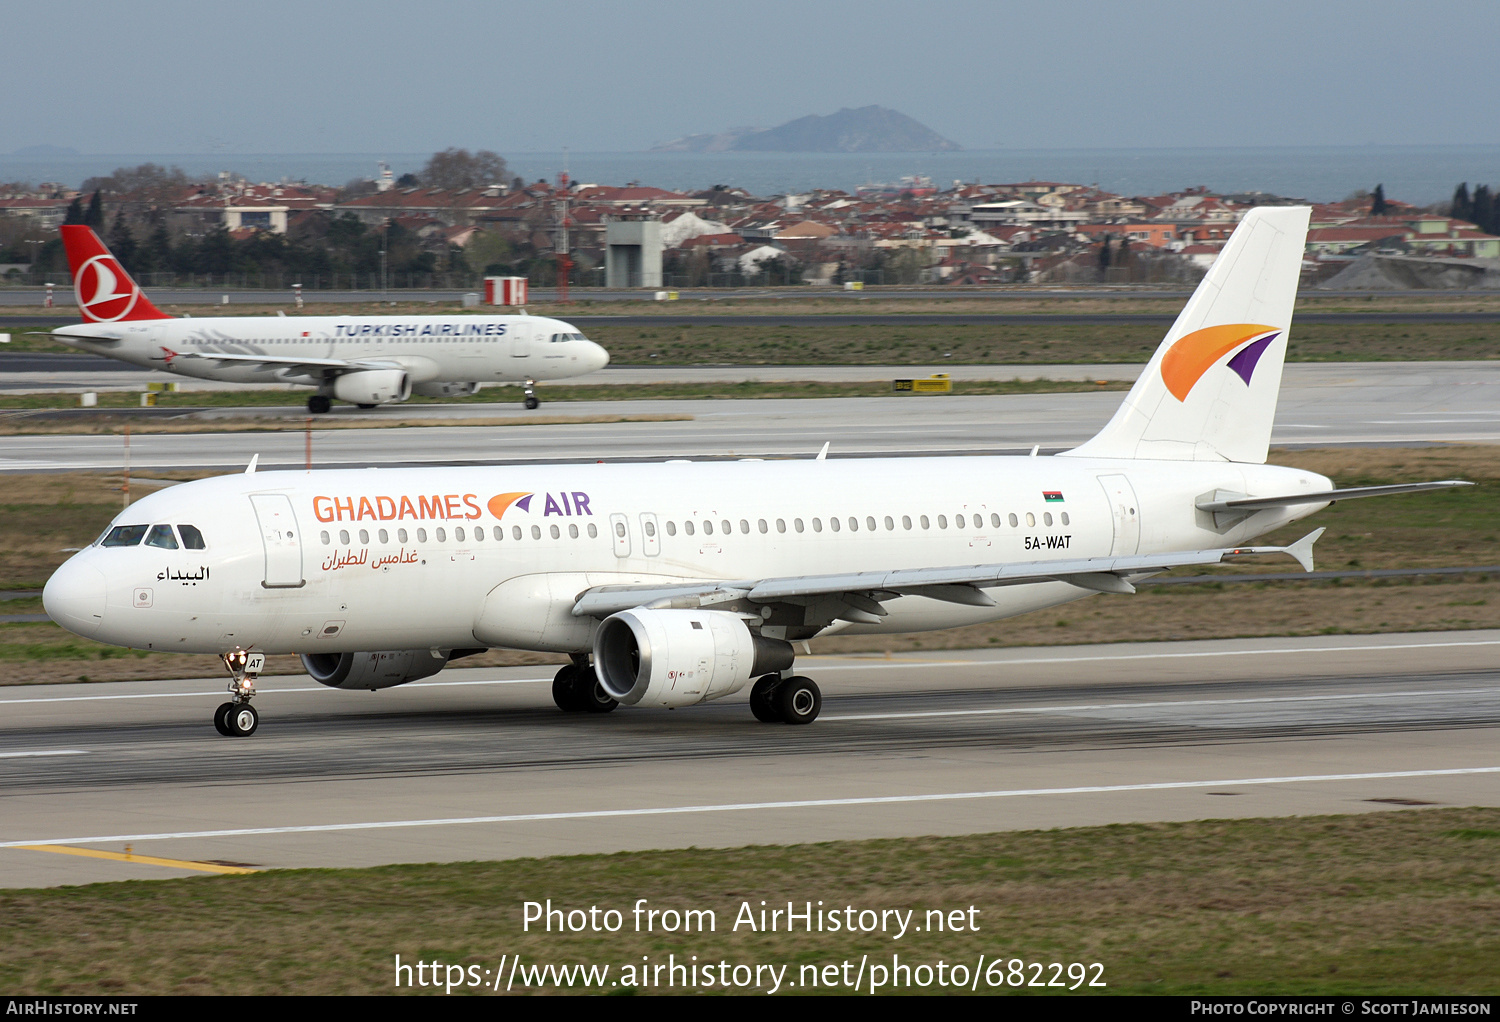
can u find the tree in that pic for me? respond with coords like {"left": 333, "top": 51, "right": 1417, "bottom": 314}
{"left": 1371, "top": 184, "right": 1387, "bottom": 216}
{"left": 83, "top": 190, "right": 104, "bottom": 229}
{"left": 1452, "top": 183, "right": 1471, "bottom": 221}
{"left": 62, "top": 197, "right": 85, "bottom": 225}
{"left": 108, "top": 211, "right": 137, "bottom": 272}
{"left": 1097, "top": 235, "right": 1111, "bottom": 271}
{"left": 1471, "top": 185, "right": 1494, "bottom": 236}
{"left": 419, "top": 148, "right": 508, "bottom": 191}
{"left": 139, "top": 221, "right": 173, "bottom": 277}
{"left": 395, "top": 172, "right": 420, "bottom": 187}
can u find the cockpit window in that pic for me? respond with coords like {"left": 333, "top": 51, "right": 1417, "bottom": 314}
{"left": 550, "top": 332, "right": 587, "bottom": 343}
{"left": 178, "top": 524, "right": 206, "bottom": 550}
{"left": 102, "top": 525, "right": 148, "bottom": 547}
{"left": 144, "top": 524, "right": 179, "bottom": 549}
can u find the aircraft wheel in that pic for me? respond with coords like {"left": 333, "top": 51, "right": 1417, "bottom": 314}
{"left": 226, "top": 703, "right": 259, "bottom": 737}
{"left": 213, "top": 702, "right": 235, "bottom": 736}
{"left": 552, "top": 665, "right": 582, "bottom": 711}
{"left": 573, "top": 666, "right": 618, "bottom": 714}
{"left": 749, "top": 674, "right": 784, "bottom": 723}
{"left": 308, "top": 395, "right": 332, "bottom": 414}
{"left": 524, "top": 396, "right": 540, "bottom": 410}
{"left": 776, "top": 676, "right": 821, "bottom": 725}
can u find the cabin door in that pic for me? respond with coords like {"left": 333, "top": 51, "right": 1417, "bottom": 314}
{"left": 249, "top": 493, "right": 305, "bottom": 588}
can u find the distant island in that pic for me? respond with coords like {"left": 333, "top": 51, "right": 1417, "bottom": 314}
{"left": 651, "top": 106, "right": 961, "bottom": 154}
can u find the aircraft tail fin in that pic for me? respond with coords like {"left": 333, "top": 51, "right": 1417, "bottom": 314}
{"left": 1061, "top": 205, "right": 1311, "bottom": 464}
{"left": 59, "top": 225, "right": 171, "bottom": 324}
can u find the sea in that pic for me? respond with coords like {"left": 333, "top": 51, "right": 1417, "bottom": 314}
{"left": 4, "top": 146, "right": 1499, "bottom": 205}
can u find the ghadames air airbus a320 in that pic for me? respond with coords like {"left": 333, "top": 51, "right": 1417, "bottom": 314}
{"left": 50, "top": 226, "right": 609, "bottom": 411}
{"left": 44, "top": 207, "right": 1469, "bottom": 736}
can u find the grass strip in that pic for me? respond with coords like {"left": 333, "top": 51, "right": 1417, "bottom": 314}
{"left": 1, "top": 808, "right": 1495, "bottom": 995}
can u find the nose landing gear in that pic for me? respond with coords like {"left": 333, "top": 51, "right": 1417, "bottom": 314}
{"left": 523, "top": 378, "right": 539, "bottom": 410}
{"left": 215, "top": 650, "right": 264, "bottom": 736}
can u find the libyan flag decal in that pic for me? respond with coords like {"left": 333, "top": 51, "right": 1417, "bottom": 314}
{"left": 1042, "top": 491, "right": 1064, "bottom": 502}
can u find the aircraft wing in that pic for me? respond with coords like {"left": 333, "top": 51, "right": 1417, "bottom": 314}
{"left": 51, "top": 326, "right": 127, "bottom": 343}
{"left": 571, "top": 529, "right": 1325, "bottom": 623}
{"left": 162, "top": 351, "right": 405, "bottom": 375}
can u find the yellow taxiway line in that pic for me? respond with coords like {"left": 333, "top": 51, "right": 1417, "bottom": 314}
{"left": 14, "top": 844, "right": 257, "bottom": 874}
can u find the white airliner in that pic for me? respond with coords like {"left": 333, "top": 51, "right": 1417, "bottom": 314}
{"left": 50, "top": 226, "right": 610, "bottom": 411}
{"left": 43, "top": 207, "right": 1469, "bottom": 736}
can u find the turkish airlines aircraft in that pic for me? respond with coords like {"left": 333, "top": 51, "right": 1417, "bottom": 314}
{"left": 51, "top": 226, "right": 610, "bottom": 411}
{"left": 44, "top": 207, "right": 1469, "bottom": 736}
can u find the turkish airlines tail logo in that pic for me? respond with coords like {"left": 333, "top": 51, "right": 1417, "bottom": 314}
{"left": 59, "top": 226, "right": 170, "bottom": 323}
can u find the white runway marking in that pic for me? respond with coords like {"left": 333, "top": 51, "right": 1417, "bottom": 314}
{"left": 821, "top": 686, "right": 1500, "bottom": 722}
{"left": 3, "top": 766, "right": 1495, "bottom": 849}
{"left": 0, "top": 750, "right": 86, "bottom": 759}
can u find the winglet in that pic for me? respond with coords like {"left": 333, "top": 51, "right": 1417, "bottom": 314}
{"left": 245, "top": 454, "right": 259, "bottom": 474}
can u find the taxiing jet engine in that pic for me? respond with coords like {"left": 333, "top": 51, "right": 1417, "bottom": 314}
{"left": 301, "top": 649, "right": 452, "bottom": 691}
{"left": 333, "top": 369, "right": 411, "bottom": 405}
{"left": 594, "top": 609, "right": 794, "bottom": 708}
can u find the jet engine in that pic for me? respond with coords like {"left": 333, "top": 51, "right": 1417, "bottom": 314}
{"left": 594, "top": 608, "right": 794, "bottom": 708}
{"left": 301, "top": 649, "right": 453, "bottom": 690}
{"left": 333, "top": 369, "right": 411, "bottom": 405}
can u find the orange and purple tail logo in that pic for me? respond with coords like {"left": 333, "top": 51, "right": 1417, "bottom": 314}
{"left": 1160, "top": 323, "right": 1281, "bottom": 402}
{"left": 60, "top": 226, "right": 170, "bottom": 323}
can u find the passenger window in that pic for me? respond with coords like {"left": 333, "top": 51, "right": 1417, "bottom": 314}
{"left": 973, "top": 514, "right": 983, "bottom": 529}
{"left": 614, "top": 522, "right": 626, "bottom": 538}
{"left": 902, "top": 515, "right": 912, "bottom": 530}
{"left": 339, "top": 529, "right": 350, "bottom": 544}
{"left": 512, "top": 526, "right": 522, "bottom": 540}
{"left": 938, "top": 515, "right": 948, "bottom": 529}
{"left": 812, "top": 518, "right": 822, "bottom": 533}
{"left": 1061, "top": 512, "right": 1070, "bottom": 526}
{"left": 1043, "top": 513, "right": 1053, "bottom": 527}
{"left": 399, "top": 528, "right": 410, "bottom": 543}
{"left": 866, "top": 516, "right": 877, "bottom": 531}
{"left": 794, "top": 518, "right": 804, "bottom": 533}
{"left": 703, "top": 521, "right": 713, "bottom": 536}
{"left": 740, "top": 519, "right": 750, "bottom": 534}
{"left": 569, "top": 524, "right": 579, "bottom": 539}
{"left": 991, "top": 514, "right": 1001, "bottom": 528}
{"left": 645, "top": 521, "right": 656, "bottom": 537}
{"left": 379, "top": 528, "right": 389, "bottom": 543}
{"left": 145, "top": 524, "right": 178, "bottom": 549}
{"left": 666, "top": 521, "right": 676, "bottom": 536}
{"left": 455, "top": 527, "right": 466, "bottom": 542}
{"left": 776, "top": 519, "right": 786, "bottom": 533}
{"left": 103, "top": 525, "right": 148, "bottom": 547}
{"left": 320, "top": 530, "right": 330, "bottom": 545}
{"left": 1026, "top": 513, "right": 1035, "bottom": 528}
{"left": 588, "top": 523, "right": 598, "bottom": 538}
{"left": 531, "top": 525, "right": 542, "bottom": 540}
{"left": 359, "top": 529, "right": 370, "bottom": 544}
{"left": 829, "top": 517, "right": 840, "bottom": 532}
{"left": 1009, "top": 513, "right": 1019, "bottom": 527}
{"left": 884, "top": 516, "right": 894, "bottom": 531}
{"left": 417, "top": 528, "right": 428, "bottom": 543}
{"left": 550, "top": 525, "right": 560, "bottom": 539}
{"left": 436, "top": 528, "right": 447, "bottom": 542}
{"left": 491, "top": 526, "right": 501, "bottom": 540}
{"left": 473, "top": 527, "right": 483, "bottom": 542}
{"left": 954, "top": 514, "right": 965, "bottom": 530}
{"left": 758, "top": 519, "right": 768, "bottom": 534}
{"left": 848, "top": 517, "right": 858, "bottom": 532}
{"left": 721, "top": 520, "right": 731, "bottom": 535}
{"left": 178, "top": 524, "right": 206, "bottom": 550}
{"left": 685, "top": 521, "right": 695, "bottom": 536}
{"left": 920, "top": 515, "right": 930, "bottom": 529}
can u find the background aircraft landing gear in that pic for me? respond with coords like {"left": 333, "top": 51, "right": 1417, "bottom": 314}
{"left": 216, "top": 650, "right": 264, "bottom": 736}
{"left": 523, "top": 379, "right": 539, "bottom": 410}
{"left": 307, "top": 394, "right": 332, "bottom": 414}
{"left": 552, "top": 657, "right": 617, "bottom": 713}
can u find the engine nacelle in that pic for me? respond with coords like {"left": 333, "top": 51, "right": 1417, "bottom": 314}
{"left": 333, "top": 369, "right": 411, "bottom": 405}
{"left": 300, "top": 649, "right": 450, "bottom": 690}
{"left": 411, "top": 381, "right": 480, "bottom": 398}
{"left": 594, "top": 609, "right": 794, "bottom": 708}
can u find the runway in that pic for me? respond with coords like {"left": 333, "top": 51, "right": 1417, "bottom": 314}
{"left": 2, "top": 631, "right": 1496, "bottom": 888}
{"left": 3, "top": 360, "right": 1499, "bottom": 471}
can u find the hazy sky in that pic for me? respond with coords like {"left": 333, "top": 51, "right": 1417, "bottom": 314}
{"left": 9, "top": 0, "right": 1499, "bottom": 154}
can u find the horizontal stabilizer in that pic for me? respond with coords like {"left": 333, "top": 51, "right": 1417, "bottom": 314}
{"left": 1198, "top": 480, "right": 1472, "bottom": 514}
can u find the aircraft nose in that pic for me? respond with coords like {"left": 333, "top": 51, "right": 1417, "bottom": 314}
{"left": 43, "top": 557, "right": 107, "bottom": 637}
{"left": 587, "top": 341, "right": 610, "bottom": 371}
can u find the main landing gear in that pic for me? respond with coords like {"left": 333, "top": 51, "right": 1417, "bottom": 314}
{"left": 552, "top": 656, "right": 617, "bottom": 713}
{"left": 214, "top": 649, "right": 264, "bottom": 737}
{"left": 523, "top": 378, "right": 539, "bottom": 410}
{"left": 307, "top": 394, "right": 332, "bottom": 414}
{"left": 750, "top": 674, "right": 822, "bottom": 725}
